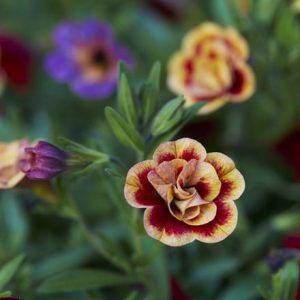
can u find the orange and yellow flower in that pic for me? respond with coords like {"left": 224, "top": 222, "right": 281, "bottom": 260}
{"left": 167, "top": 22, "right": 255, "bottom": 114}
{"left": 124, "top": 138, "right": 245, "bottom": 246}
{"left": 0, "top": 139, "right": 29, "bottom": 189}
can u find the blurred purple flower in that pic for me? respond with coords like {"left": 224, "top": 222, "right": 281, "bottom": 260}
{"left": 45, "top": 19, "right": 133, "bottom": 99}
{"left": 20, "top": 141, "right": 69, "bottom": 180}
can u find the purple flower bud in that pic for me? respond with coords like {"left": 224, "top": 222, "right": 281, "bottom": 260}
{"left": 267, "top": 249, "right": 300, "bottom": 273}
{"left": 19, "top": 141, "right": 69, "bottom": 180}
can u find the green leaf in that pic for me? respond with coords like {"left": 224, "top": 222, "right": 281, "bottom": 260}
{"left": 38, "top": 269, "right": 136, "bottom": 293}
{"left": 118, "top": 73, "right": 138, "bottom": 128}
{"left": 259, "top": 260, "right": 299, "bottom": 300}
{"left": 151, "top": 96, "right": 184, "bottom": 136}
{"left": 254, "top": 0, "right": 280, "bottom": 23}
{"left": 147, "top": 61, "right": 161, "bottom": 91}
{"left": 0, "top": 253, "right": 25, "bottom": 290}
{"left": 105, "top": 107, "right": 144, "bottom": 153}
{"left": 211, "top": 0, "right": 236, "bottom": 26}
{"left": 140, "top": 83, "right": 158, "bottom": 125}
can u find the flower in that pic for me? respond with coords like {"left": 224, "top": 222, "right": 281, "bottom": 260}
{"left": 0, "top": 33, "right": 32, "bottom": 90}
{"left": 45, "top": 19, "right": 133, "bottom": 99}
{"left": 0, "top": 139, "right": 29, "bottom": 189}
{"left": 124, "top": 138, "right": 245, "bottom": 246}
{"left": 20, "top": 141, "right": 69, "bottom": 180}
{"left": 167, "top": 22, "right": 255, "bottom": 114}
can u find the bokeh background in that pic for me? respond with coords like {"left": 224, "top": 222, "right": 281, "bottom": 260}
{"left": 0, "top": 0, "right": 300, "bottom": 299}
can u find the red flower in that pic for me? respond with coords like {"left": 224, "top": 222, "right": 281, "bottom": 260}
{"left": 0, "top": 33, "right": 32, "bottom": 90}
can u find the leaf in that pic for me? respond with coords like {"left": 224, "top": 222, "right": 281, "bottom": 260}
{"left": 147, "top": 61, "right": 161, "bottom": 91}
{"left": 211, "top": 0, "right": 236, "bottom": 26}
{"left": 140, "top": 83, "right": 158, "bottom": 125}
{"left": 259, "top": 260, "right": 299, "bottom": 300}
{"left": 105, "top": 107, "right": 144, "bottom": 153}
{"left": 151, "top": 96, "right": 184, "bottom": 136}
{"left": 0, "top": 254, "right": 25, "bottom": 290}
{"left": 38, "top": 269, "right": 137, "bottom": 293}
{"left": 118, "top": 73, "right": 138, "bottom": 128}
{"left": 254, "top": 0, "right": 280, "bottom": 23}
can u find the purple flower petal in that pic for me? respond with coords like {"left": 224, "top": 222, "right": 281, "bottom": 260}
{"left": 71, "top": 78, "right": 116, "bottom": 99}
{"left": 45, "top": 51, "right": 80, "bottom": 82}
{"left": 78, "top": 19, "right": 113, "bottom": 45}
{"left": 53, "top": 21, "right": 80, "bottom": 51}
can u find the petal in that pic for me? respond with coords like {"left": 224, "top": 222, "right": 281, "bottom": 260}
{"left": 227, "top": 61, "right": 255, "bottom": 102}
{"left": 184, "top": 202, "right": 217, "bottom": 226}
{"left": 147, "top": 169, "right": 173, "bottom": 203}
{"left": 124, "top": 160, "right": 163, "bottom": 208}
{"left": 217, "top": 168, "right": 245, "bottom": 201}
{"left": 153, "top": 138, "right": 207, "bottom": 165}
{"left": 144, "top": 205, "right": 195, "bottom": 246}
{"left": 53, "top": 21, "right": 80, "bottom": 51}
{"left": 224, "top": 28, "right": 249, "bottom": 60}
{"left": 45, "top": 51, "right": 80, "bottom": 82}
{"left": 205, "top": 152, "right": 245, "bottom": 201}
{"left": 0, "top": 140, "right": 28, "bottom": 189}
{"left": 183, "top": 22, "right": 224, "bottom": 54}
{"left": 167, "top": 52, "right": 188, "bottom": 95}
{"left": 114, "top": 45, "right": 134, "bottom": 69}
{"left": 205, "top": 152, "right": 235, "bottom": 177}
{"left": 143, "top": 198, "right": 237, "bottom": 246}
{"left": 70, "top": 78, "right": 116, "bottom": 99}
{"left": 198, "top": 97, "right": 227, "bottom": 115}
{"left": 156, "top": 159, "right": 187, "bottom": 185}
{"left": 191, "top": 161, "right": 222, "bottom": 201}
{"left": 190, "top": 198, "right": 238, "bottom": 243}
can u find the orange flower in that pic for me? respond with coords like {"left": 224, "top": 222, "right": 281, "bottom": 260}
{"left": 168, "top": 22, "right": 255, "bottom": 114}
{"left": 0, "top": 139, "right": 29, "bottom": 189}
{"left": 124, "top": 138, "right": 245, "bottom": 246}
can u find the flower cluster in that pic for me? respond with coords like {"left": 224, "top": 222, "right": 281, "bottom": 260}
{"left": 124, "top": 138, "right": 245, "bottom": 246}
{"left": 168, "top": 22, "right": 255, "bottom": 114}
{"left": 45, "top": 19, "right": 133, "bottom": 99}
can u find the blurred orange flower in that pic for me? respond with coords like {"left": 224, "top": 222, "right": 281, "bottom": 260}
{"left": 168, "top": 22, "right": 255, "bottom": 114}
{"left": 124, "top": 138, "right": 245, "bottom": 246}
{"left": 0, "top": 139, "right": 28, "bottom": 189}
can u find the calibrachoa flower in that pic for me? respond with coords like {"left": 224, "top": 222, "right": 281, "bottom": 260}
{"left": 20, "top": 141, "right": 69, "bottom": 180}
{"left": 167, "top": 22, "right": 255, "bottom": 114}
{"left": 45, "top": 19, "right": 133, "bottom": 99}
{"left": 0, "top": 139, "right": 29, "bottom": 189}
{"left": 124, "top": 138, "right": 245, "bottom": 246}
{"left": 0, "top": 33, "right": 32, "bottom": 90}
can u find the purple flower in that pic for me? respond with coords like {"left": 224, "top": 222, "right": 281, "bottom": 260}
{"left": 19, "top": 141, "right": 69, "bottom": 180}
{"left": 45, "top": 19, "right": 134, "bottom": 99}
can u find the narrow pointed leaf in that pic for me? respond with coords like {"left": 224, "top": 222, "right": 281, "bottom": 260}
{"left": 118, "top": 73, "right": 137, "bottom": 128}
{"left": 105, "top": 107, "right": 144, "bottom": 153}
{"left": 147, "top": 61, "right": 161, "bottom": 91}
{"left": 0, "top": 254, "right": 25, "bottom": 289}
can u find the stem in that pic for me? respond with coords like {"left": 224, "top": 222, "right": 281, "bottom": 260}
{"left": 68, "top": 196, "right": 132, "bottom": 273}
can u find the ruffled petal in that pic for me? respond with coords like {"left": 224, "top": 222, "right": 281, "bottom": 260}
{"left": 205, "top": 152, "right": 245, "bottom": 202}
{"left": 190, "top": 198, "right": 238, "bottom": 243}
{"left": 124, "top": 160, "right": 163, "bottom": 208}
{"left": 191, "top": 161, "right": 222, "bottom": 201}
{"left": 228, "top": 61, "right": 255, "bottom": 102}
{"left": 183, "top": 22, "right": 224, "bottom": 54}
{"left": 143, "top": 198, "right": 237, "bottom": 246}
{"left": 153, "top": 138, "right": 207, "bottom": 165}
{"left": 205, "top": 152, "right": 236, "bottom": 177}
{"left": 144, "top": 205, "right": 195, "bottom": 246}
{"left": 224, "top": 28, "right": 249, "bottom": 60}
{"left": 184, "top": 202, "right": 217, "bottom": 226}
